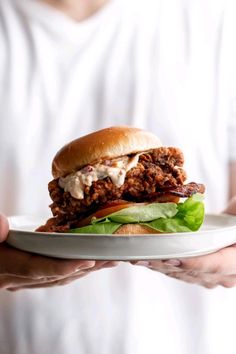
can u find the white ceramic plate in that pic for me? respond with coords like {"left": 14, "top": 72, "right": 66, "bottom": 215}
{"left": 7, "top": 214, "right": 236, "bottom": 260}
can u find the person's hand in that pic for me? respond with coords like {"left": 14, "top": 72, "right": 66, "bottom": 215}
{"left": 131, "top": 197, "right": 236, "bottom": 289}
{"left": 0, "top": 214, "right": 118, "bottom": 291}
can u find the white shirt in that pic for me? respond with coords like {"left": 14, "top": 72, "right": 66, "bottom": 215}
{"left": 0, "top": 0, "right": 236, "bottom": 353}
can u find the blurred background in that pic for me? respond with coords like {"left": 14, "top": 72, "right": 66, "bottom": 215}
{"left": 1, "top": 1, "right": 236, "bottom": 354}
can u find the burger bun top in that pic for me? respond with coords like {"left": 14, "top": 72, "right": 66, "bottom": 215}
{"left": 52, "top": 126, "right": 162, "bottom": 178}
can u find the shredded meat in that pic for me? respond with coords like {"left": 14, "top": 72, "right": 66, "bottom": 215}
{"left": 37, "top": 147, "right": 205, "bottom": 233}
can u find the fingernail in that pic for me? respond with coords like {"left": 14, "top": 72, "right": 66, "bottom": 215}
{"left": 164, "top": 259, "right": 181, "bottom": 267}
{"left": 136, "top": 261, "right": 150, "bottom": 267}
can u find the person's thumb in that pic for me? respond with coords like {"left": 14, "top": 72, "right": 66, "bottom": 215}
{"left": 223, "top": 196, "right": 236, "bottom": 215}
{"left": 0, "top": 214, "right": 9, "bottom": 242}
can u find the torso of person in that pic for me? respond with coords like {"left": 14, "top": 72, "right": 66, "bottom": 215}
{"left": 0, "top": 0, "right": 236, "bottom": 353}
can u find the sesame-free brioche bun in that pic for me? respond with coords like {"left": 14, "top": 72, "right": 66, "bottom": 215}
{"left": 52, "top": 126, "right": 162, "bottom": 178}
{"left": 114, "top": 224, "right": 160, "bottom": 235}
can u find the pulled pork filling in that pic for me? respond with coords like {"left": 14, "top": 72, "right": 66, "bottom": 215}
{"left": 37, "top": 147, "right": 205, "bottom": 232}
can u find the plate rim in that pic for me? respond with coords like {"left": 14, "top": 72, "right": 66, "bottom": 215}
{"left": 7, "top": 213, "right": 236, "bottom": 260}
{"left": 8, "top": 213, "right": 236, "bottom": 239}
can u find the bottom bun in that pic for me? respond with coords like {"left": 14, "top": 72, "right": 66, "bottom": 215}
{"left": 114, "top": 224, "right": 160, "bottom": 235}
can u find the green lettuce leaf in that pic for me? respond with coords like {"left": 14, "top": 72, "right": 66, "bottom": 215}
{"left": 176, "top": 193, "right": 205, "bottom": 231}
{"left": 144, "top": 218, "right": 197, "bottom": 233}
{"left": 92, "top": 202, "right": 178, "bottom": 224}
{"left": 69, "top": 194, "right": 204, "bottom": 234}
{"left": 69, "top": 222, "right": 121, "bottom": 234}
{"left": 145, "top": 194, "right": 205, "bottom": 233}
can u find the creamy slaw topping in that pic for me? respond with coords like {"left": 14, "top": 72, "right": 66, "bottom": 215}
{"left": 59, "top": 153, "right": 141, "bottom": 199}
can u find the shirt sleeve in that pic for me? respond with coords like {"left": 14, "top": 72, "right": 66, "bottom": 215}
{"left": 227, "top": 1, "right": 236, "bottom": 161}
{"left": 228, "top": 97, "right": 236, "bottom": 161}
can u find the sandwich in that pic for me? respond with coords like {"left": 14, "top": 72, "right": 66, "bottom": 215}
{"left": 37, "top": 126, "right": 205, "bottom": 234}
